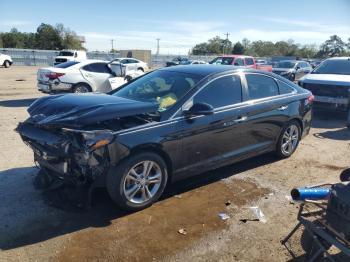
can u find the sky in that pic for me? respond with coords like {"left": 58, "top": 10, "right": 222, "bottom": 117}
{"left": 0, "top": 0, "right": 349, "bottom": 54}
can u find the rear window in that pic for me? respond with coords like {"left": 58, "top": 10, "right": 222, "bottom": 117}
{"left": 54, "top": 61, "right": 80, "bottom": 68}
{"left": 210, "top": 57, "right": 234, "bottom": 65}
{"left": 246, "top": 74, "right": 279, "bottom": 100}
{"left": 312, "top": 59, "right": 350, "bottom": 75}
{"left": 58, "top": 51, "right": 74, "bottom": 56}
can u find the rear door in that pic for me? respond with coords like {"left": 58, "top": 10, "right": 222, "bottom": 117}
{"left": 244, "top": 57, "right": 255, "bottom": 69}
{"left": 239, "top": 73, "right": 293, "bottom": 152}
{"left": 80, "top": 62, "right": 113, "bottom": 92}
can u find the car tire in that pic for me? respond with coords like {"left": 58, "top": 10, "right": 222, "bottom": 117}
{"left": 72, "top": 83, "right": 91, "bottom": 93}
{"left": 125, "top": 75, "right": 132, "bottom": 82}
{"left": 275, "top": 120, "right": 301, "bottom": 158}
{"left": 4, "top": 60, "right": 10, "bottom": 68}
{"left": 106, "top": 152, "right": 168, "bottom": 211}
{"left": 301, "top": 225, "right": 331, "bottom": 259}
{"left": 289, "top": 74, "right": 295, "bottom": 82}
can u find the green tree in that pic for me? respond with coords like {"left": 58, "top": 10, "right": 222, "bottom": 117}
{"left": 296, "top": 44, "right": 318, "bottom": 58}
{"left": 55, "top": 23, "right": 84, "bottom": 50}
{"left": 35, "top": 23, "right": 62, "bottom": 50}
{"left": 318, "top": 35, "right": 346, "bottom": 57}
{"left": 232, "top": 42, "right": 244, "bottom": 54}
{"left": 191, "top": 36, "right": 232, "bottom": 55}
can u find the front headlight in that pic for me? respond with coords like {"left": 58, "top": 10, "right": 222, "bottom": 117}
{"left": 81, "top": 131, "right": 114, "bottom": 150}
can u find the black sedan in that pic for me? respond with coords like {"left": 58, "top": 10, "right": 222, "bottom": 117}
{"left": 17, "top": 65, "right": 313, "bottom": 211}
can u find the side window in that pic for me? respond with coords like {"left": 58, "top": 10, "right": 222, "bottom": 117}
{"left": 129, "top": 59, "right": 139, "bottom": 63}
{"left": 83, "top": 63, "right": 111, "bottom": 74}
{"left": 193, "top": 75, "right": 242, "bottom": 108}
{"left": 120, "top": 59, "right": 128, "bottom": 64}
{"left": 245, "top": 58, "right": 254, "bottom": 65}
{"left": 246, "top": 74, "right": 279, "bottom": 100}
{"left": 234, "top": 58, "right": 244, "bottom": 66}
{"left": 278, "top": 80, "right": 295, "bottom": 95}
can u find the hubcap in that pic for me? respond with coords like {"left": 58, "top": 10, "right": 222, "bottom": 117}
{"left": 123, "top": 161, "right": 162, "bottom": 204}
{"left": 74, "top": 86, "right": 89, "bottom": 93}
{"left": 281, "top": 125, "right": 299, "bottom": 155}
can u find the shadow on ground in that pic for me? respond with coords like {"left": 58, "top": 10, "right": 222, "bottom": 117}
{"left": 0, "top": 98, "right": 37, "bottom": 107}
{"left": 0, "top": 153, "right": 278, "bottom": 251}
{"left": 312, "top": 110, "right": 348, "bottom": 129}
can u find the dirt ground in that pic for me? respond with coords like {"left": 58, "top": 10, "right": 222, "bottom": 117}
{"left": 0, "top": 66, "right": 349, "bottom": 262}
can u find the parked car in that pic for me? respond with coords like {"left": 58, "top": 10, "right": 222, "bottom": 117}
{"left": 166, "top": 57, "right": 189, "bottom": 67}
{"left": 190, "top": 60, "right": 207, "bottom": 65}
{"left": 0, "top": 53, "right": 13, "bottom": 68}
{"left": 209, "top": 55, "right": 272, "bottom": 72}
{"left": 112, "top": 57, "right": 148, "bottom": 72}
{"left": 272, "top": 60, "right": 312, "bottom": 81}
{"left": 256, "top": 59, "right": 268, "bottom": 65}
{"left": 37, "top": 60, "right": 143, "bottom": 94}
{"left": 299, "top": 57, "right": 350, "bottom": 112}
{"left": 54, "top": 50, "right": 87, "bottom": 66}
{"left": 17, "top": 65, "right": 313, "bottom": 211}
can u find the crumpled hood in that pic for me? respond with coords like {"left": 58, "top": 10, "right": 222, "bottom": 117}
{"left": 28, "top": 93, "right": 159, "bottom": 128}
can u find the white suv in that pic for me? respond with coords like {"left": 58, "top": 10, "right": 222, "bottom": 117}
{"left": 54, "top": 50, "right": 87, "bottom": 66}
{"left": 0, "top": 53, "right": 13, "bottom": 68}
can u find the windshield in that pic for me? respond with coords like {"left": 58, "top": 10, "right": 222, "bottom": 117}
{"left": 273, "top": 61, "right": 296, "bottom": 68}
{"left": 54, "top": 61, "right": 80, "bottom": 68}
{"left": 312, "top": 59, "right": 350, "bottom": 75}
{"left": 112, "top": 70, "right": 202, "bottom": 112}
{"left": 209, "top": 57, "right": 234, "bottom": 65}
{"left": 58, "top": 51, "right": 74, "bottom": 56}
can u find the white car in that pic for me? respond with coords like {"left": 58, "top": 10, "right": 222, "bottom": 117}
{"left": 112, "top": 57, "right": 148, "bottom": 72}
{"left": 0, "top": 53, "right": 13, "bottom": 68}
{"left": 37, "top": 60, "right": 143, "bottom": 94}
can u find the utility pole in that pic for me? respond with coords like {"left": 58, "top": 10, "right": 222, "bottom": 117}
{"left": 156, "top": 38, "right": 160, "bottom": 55}
{"left": 223, "top": 32, "right": 230, "bottom": 55}
{"left": 110, "top": 39, "right": 115, "bottom": 53}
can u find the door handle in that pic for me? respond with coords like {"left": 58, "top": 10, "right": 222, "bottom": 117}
{"left": 278, "top": 105, "right": 288, "bottom": 111}
{"left": 233, "top": 116, "right": 248, "bottom": 123}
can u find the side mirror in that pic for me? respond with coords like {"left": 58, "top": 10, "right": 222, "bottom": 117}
{"left": 183, "top": 102, "right": 214, "bottom": 117}
{"left": 295, "top": 66, "right": 300, "bottom": 70}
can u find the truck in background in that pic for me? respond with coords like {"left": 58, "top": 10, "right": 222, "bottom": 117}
{"left": 54, "top": 50, "right": 87, "bottom": 66}
{"left": 209, "top": 55, "right": 272, "bottom": 72}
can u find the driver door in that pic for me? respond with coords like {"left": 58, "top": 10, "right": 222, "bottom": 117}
{"left": 177, "top": 74, "right": 249, "bottom": 176}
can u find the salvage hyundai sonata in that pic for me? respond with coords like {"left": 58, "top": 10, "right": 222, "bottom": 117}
{"left": 17, "top": 65, "right": 313, "bottom": 211}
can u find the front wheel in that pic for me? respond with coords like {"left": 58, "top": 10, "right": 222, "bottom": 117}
{"left": 276, "top": 120, "right": 301, "bottom": 158}
{"left": 106, "top": 152, "right": 168, "bottom": 211}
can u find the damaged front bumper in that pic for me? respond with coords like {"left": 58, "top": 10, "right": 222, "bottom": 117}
{"left": 16, "top": 121, "right": 114, "bottom": 186}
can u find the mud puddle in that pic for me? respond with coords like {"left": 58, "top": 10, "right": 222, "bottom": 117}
{"left": 57, "top": 179, "right": 270, "bottom": 261}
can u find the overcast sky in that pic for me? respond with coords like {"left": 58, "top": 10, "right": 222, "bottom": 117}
{"left": 0, "top": 0, "right": 349, "bottom": 54}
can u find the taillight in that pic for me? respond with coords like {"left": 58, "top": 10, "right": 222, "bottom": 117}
{"left": 307, "top": 94, "right": 314, "bottom": 104}
{"left": 45, "top": 72, "right": 65, "bottom": 80}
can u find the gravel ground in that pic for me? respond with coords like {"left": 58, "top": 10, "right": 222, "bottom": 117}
{"left": 0, "top": 66, "right": 349, "bottom": 262}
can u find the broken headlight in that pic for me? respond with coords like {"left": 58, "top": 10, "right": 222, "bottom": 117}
{"left": 81, "top": 131, "right": 114, "bottom": 151}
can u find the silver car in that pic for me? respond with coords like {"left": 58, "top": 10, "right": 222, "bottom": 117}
{"left": 113, "top": 58, "right": 148, "bottom": 72}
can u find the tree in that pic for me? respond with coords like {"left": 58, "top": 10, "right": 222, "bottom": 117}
{"left": 232, "top": 42, "right": 244, "bottom": 54}
{"left": 191, "top": 36, "right": 232, "bottom": 55}
{"left": 35, "top": 23, "right": 62, "bottom": 50}
{"left": 318, "top": 35, "right": 346, "bottom": 57}
{"left": 55, "top": 23, "right": 84, "bottom": 50}
{"left": 296, "top": 44, "right": 318, "bottom": 58}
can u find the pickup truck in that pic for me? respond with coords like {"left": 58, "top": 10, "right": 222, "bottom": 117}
{"left": 54, "top": 50, "right": 87, "bottom": 66}
{"left": 209, "top": 55, "right": 272, "bottom": 72}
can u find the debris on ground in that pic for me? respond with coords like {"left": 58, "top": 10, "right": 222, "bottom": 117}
{"left": 285, "top": 195, "right": 295, "bottom": 204}
{"left": 225, "top": 201, "right": 231, "bottom": 206}
{"left": 15, "top": 79, "right": 26, "bottom": 81}
{"left": 239, "top": 218, "right": 259, "bottom": 223}
{"left": 178, "top": 228, "right": 187, "bottom": 235}
{"left": 174, "top": 194, "right": 182, "bottom": 199}
{"left": 218, "top": 212, "right": 230, "bottom": 220}
{"left": 250, "top": 206, "right": 267, "bottom": 223}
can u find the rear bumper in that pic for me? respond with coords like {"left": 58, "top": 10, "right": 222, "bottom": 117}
{"left": 313, "top": 95, "right": 349, "bottom": 112}
{"left": 37, "top": 81, "right": 72, "bottom": 93}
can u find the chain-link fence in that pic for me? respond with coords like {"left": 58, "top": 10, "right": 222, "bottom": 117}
{"left": 0, "top": 48, "right": 217, "bottom": 68}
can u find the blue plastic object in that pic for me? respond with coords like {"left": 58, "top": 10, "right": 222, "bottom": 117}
{"left": 291, "top": 187, "right": 330, "bottom": 201}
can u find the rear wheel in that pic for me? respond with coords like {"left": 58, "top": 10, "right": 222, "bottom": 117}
{"left": 289, "top": 74, "right": 295, "bottom": 82}
{"left": 4, "top": 60, "right": 10, "bottom": 68}
{"left": 107, "top": 152, "right": 168, "bottom": 211}
{"left": 72, "top": 83, "right": 91, "bottom": 93}
{"left": 137, "top": 67, "right": 144, "bottom": 72}
{"left": 276, "top": 120, "right": 301, "bottom": 158}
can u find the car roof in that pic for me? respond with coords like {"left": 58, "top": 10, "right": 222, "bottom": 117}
{"left": 220, "top": 55, "right": 252, "bottom": 58}
{"left": 116, "top": 57, "right": 139, "bottom": 60}
{"left": 159, "top": 65, "right": 259, "bottom": 77}
{"left": 327, "top": 57, "right": 350, "bottom": 60}
{"left": 79, "top": 59, "right": 108, "bottom": 65}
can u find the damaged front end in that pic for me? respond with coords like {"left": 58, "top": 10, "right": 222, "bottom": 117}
{"left": 16, "top": 121, "right": 116, "bottom": 187}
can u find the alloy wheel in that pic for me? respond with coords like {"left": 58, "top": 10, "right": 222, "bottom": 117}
{"left": 281, "top": 124, "right": 299, "bottom": 155}
{"left": 74, "top": 85, "right": 89, "bottom": 93}
{"left": 123, "top": 161, "right": 162, "bottom": 204}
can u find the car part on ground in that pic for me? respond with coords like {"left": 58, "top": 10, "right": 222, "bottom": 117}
{"left": 17, "top": 66, "right": 312, "bottom": 211}
{"left": 298, "top": 57, "right": 350, "bottom": 112}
